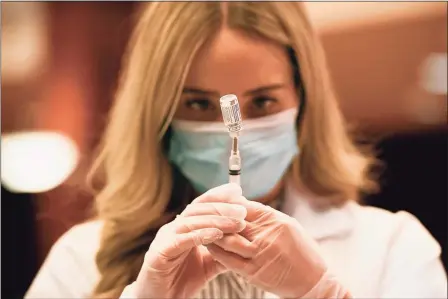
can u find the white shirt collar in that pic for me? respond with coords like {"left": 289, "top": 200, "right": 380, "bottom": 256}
{"left": 282, "top": 180, "right": 357, "bottom": 240}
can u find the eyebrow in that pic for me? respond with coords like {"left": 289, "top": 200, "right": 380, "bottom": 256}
{"left": 182, "top": 83, "right": 285, "bottom": 97}
{"left": 243, "top": 84, "right": 285, "bottom": 96}
{"left": 182, "top": 87, "right": 219, "bottom": 96}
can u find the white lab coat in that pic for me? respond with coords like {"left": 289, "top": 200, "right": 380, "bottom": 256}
{"left": 25, "top": 181, "right": 447, "bottom": 298}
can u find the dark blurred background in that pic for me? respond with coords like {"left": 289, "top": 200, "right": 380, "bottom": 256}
{"left": 1, "top": 2, "right": 447, "bottom": 298}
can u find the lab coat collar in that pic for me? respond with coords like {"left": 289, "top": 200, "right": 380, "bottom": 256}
{"left": 282, "top": 180, "right": 357, "bottom": 241}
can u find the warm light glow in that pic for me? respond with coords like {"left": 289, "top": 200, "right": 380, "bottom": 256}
{"left": 1, "top": 131, "right": 79, "bottom": 193}
{"left": 304, "top": 2, "right": 446, "bottom": 32}
{"left": 420, "top": 53, "right": 448, "bottom": 95}
{"left": 1, "top": 2, "right": 48, "bottom": 83}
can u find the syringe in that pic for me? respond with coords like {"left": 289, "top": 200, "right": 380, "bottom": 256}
{"left": 219, "top": 94, "right": 243, "bottom": 186}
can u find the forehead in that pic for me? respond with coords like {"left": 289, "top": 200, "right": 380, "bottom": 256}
{"left": 185, "top": 28, "right": 292, "bottom": 93}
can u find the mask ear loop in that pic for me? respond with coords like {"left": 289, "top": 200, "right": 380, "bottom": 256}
{"left": 279, "top": 47, "right": 306, "bottom": 210}
{"left": 162, "top": 126, "right": 195, "bottom": 214}
{"left": 296, "top": 82, "right": 306, "bottom": 132}
{"left": 288, "top": 47, "right": 306, "bottom": 133}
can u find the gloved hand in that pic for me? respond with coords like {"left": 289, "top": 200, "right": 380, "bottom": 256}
{"left": 299, "top": 271, "right": 352, "bottom": 299}
{"left": 204, "top": 184, "right": 352, "bottom": 299}
{"left": 119, "top": 184, "right": 248, "bottom": 299}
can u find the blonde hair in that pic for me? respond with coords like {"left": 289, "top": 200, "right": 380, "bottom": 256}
{"left": 88, "top": 2, "right": 378, "bottom": 297}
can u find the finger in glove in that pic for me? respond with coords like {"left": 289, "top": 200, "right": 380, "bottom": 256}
{"left": 212, "top": 233, "right": 258, "bottom": 259}
{"left": 172, "top": 215, "right": 246, "bottom": 234}
{"left": 181, "top": 202, "right": 247, "bottom": 220}
{"left": 206, "top": 243, "right": 252, "bottom": 272}
{"left": 193, "top": 183, "right": 243, "bottom": 204}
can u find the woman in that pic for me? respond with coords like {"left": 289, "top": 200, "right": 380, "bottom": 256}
{"left": 25, "top": 2, "right": 447, "bottom": 299}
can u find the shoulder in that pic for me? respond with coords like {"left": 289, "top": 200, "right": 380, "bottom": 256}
{"left": 57, "top": 219, "right": 104, "bottom": 253}
{"left": 338, "top": 204, "right": 446, "bottom": 297}
{"left": 25, "top": 220, "right": 104, "bottom": 298}
{"left": 50, "top": 219, "right": 104, "bottom": 278}
{"left": 353, "top": 204, "right": 421, "bottom": 231}
{"left": 48, "top": 219, "right": 104, "bottom": 269}
{"left": 353, "top": 204, "right": 440, "bottom": 252}
{"left": 350, "top": 204, "right": 445, "bottom": 281}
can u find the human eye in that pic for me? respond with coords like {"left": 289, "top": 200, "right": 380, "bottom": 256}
{"left": 247, "top": 95, "right": 282, "bottom": 118}
{"left": 185, "top": 98, "right": 215, "bottom": 111}
{"left": 252, "top": 95, "right": 278, "bottom": 110}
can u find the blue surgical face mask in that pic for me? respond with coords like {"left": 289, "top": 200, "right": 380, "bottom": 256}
{"left": 167, "top": 108, "right": 299, "bottom": 200}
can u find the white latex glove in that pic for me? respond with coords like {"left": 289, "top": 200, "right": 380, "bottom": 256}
{"left": 120, "top": 184, "right": 247, "bottom": 299}
{"left": 205, "top": 184, "right": 352, "bottom": 299}
{"left": 299, "top": 271, "right": 352, "bottom": 299}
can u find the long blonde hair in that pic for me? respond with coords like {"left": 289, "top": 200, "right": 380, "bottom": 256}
{"left": 88, "top": 2, "right": 378, "bottom": 297}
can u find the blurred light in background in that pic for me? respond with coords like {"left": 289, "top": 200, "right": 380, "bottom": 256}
{"left": 304, "top": 2, "right": 447, "bottom": 32}
{"left": 420, "top": 53, "right": 448, "bottom": 95}
{"left": 1, "top": 2, "right": 48, "bottom": 83}
{"left": 406, "top": 52, "right": 448, "bottom": 126}
{"left": 1, "top": 132, "right": 79, "bottom": 193}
